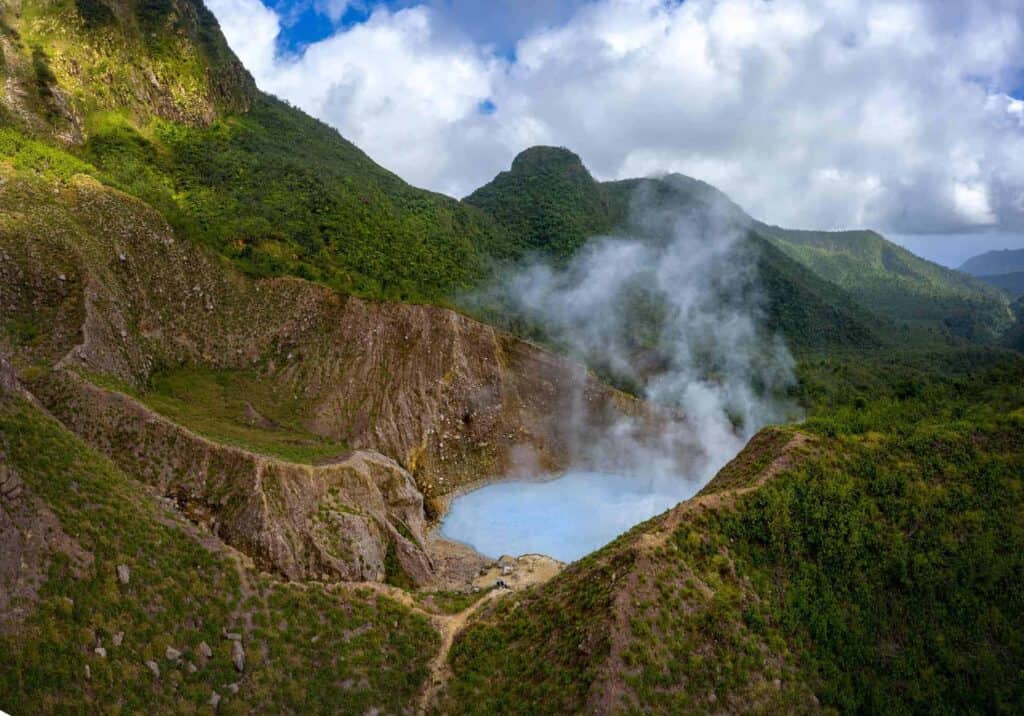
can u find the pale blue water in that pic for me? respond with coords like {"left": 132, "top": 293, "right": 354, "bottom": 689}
{"left": 439, "top": 470, "right": 699, "bottom": 563}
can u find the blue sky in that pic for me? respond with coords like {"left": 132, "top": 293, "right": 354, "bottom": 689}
{"left": 270, "top": 0, "right": 591, "bottom": 55}
{"left": 208, "top": 0, "right": 1024, "bottom": 266}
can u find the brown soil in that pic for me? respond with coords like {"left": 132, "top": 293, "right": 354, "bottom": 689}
{"left": 0, "top": 462, "right": 94, "bottom": 637}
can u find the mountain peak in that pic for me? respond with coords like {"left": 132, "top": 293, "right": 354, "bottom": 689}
{"left": 464, "top": 145, "right": 609, "bottom": 260}
{"left": 508, "top": 145, "right": 590, "bottom": 175}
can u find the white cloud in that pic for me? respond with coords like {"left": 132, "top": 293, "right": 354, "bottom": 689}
{"left": 205, "top": 0, "right": 280, "bottom": 80}
{"left": 207, "top": 0, "right": 1024, "bottom": 237}
{"left": 314, "top": 0, "right": 349, "bottom": 23}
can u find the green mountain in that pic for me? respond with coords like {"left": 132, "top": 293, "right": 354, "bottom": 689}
{"left": 755, "top": 225, "right": 1014, "bottom": 341}
{"left": 975, "top": 270, "right": 1024, "bottom": 298}
{"left": 2, "top": 3, "right": 1024, "bottom": 715}
{"left": 959, "top": 248, "right": 1024, "bottom": 276}
{"left": 465, "top": 152, "right": 883, "bottom": 356}
{"left": 463, "top": 146, "right": 615, "bottom": 261}
{"left": 1, "top": 0, "right": 505, "bottom": 302}
{"left": 467, "top": 149, "right": 1014, "bottom": 342}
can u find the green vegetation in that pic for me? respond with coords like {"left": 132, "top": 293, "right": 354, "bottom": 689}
{"left": 82, "top": 97, "right": 506, "bottom": 301}
{"left": 74, "top": 0, "right": 116, "bottom": 29}
{"left": 757, "top": 224, "right": 1013, "bottom": 340}
{"left": 463, "top": 146, "right": 615, "bottom": 261}
{"left": 975, "top": 270, "right": 1024, "bottom": 298}
{"left": 87, "top": 367, "right": 350, "bottom": 464}
{"left": 467, "top": 150, "right": 1013, "bottom": 347}
{"left": 4, "top": 2, "right": 1024, "bottom": 713}
{"left": 443, "top": 357, "right": 1024, "bottom": 713}
{"left": 959, "top": 247, "right": 1024, "bottom": 276}
{"left": 0, "top": 394, "right": 438, "bottom": 713}
{"left": 4, "top": 0, "right": 1017, "bottom": 346}
{"left": 447, "top": 548, "right": 632, "bottom": 712}
{"left": 718, "top": 368, "right": 1024, "bottom": 712}
{"left": 1, "top": 0, "right": 508, "bottom": 302}
{"left": 416, "top": 589, "right": 493, "bottom": 616}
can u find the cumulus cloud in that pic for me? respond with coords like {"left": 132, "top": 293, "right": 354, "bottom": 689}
{"left": 208, "top": 0, "right": 1024, "bottom": 238}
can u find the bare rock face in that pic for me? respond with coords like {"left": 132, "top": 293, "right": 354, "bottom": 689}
{"left": 0, "top": 170, "right": 667, "bottom": 586}
{"left": 39, "top": 372, "right": 433, "bottom": 585}
{"left": 0, "top": 175, "right": 650, "bottom": 498}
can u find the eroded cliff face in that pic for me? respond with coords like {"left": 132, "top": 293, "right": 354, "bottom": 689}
{"left": 1, "top": 170, "right": 646, "bottom": 493}
{"left": 0, "top": 168, "right": 658, "bottom": 583}
{"left": 34, "top": 371, "right": 434, "bottom": 585}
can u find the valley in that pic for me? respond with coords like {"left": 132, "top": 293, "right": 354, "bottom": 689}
{"left": 1, "top": 0, "right": 1023, "bottom": 713}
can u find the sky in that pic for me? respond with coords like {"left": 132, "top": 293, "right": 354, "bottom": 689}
{"left": 204, "top": 0, "right": 1024, "bottom": 267}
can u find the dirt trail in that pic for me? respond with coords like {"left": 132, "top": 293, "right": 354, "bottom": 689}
{"left": 414, "top": 553, "right": 564, "bottom": 714}
{"left": 416, "top": 589, "right": 503, "bottom": 714}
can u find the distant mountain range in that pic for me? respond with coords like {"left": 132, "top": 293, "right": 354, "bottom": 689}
{"left": 467, "top": 146, "right": 1014, "bottom": 344}
{"left": 959, "top": 249, "right": 1024, "bottom": 298}
{"left": 959, "top": 248, "right": 1024, "bottom": 276}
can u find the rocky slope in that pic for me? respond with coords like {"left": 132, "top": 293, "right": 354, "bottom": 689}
{"left": 0, "top": 357, "right": 442, "bottom": 713}
{"left": 0, "top": 0, "right": 255, "bottom": 140}
{"left": 0, "top": 163, "right": 657, "bottom": 585}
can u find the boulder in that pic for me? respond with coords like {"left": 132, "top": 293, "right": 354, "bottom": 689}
{"left": 231, "top": 640, "right": 245, "bottom": 673}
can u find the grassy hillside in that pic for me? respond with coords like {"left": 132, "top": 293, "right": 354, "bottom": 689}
{"left": 1, "top": 0, "right": 507, "bottom": 302}
{"left": 0, "top": 388, "right": 438, "bottom": 714}
{"left": 755, "top": 225, "right": 1013, "bottom": 340}
{"left": 0, "top": 0, "right": 255, "bottom": 136}
{"left": 442, "top": 358, "right": 1024, "bottom": 713}
{"left": 80, "top": 96, "right": 506, "bottom": 300}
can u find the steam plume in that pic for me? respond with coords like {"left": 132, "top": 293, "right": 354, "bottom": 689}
{"left": 471, "top": 180, "right": 799, "bottom": 487}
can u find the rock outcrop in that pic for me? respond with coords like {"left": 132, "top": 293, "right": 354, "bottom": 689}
{"left": 38, "top": 370, "right": 433, "bottom": 584}
{"left": 2, "top": 170, "right": 654, "bottom": 494}
{"left": 0, "top": 169, "right": 667, "bottom": 585}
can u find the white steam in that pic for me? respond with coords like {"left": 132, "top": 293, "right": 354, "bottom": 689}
{"left": 442, "top": 185, "right": 799, "bottom": 561}
{"left": 478, "top": 183, "right": 798, "bottom": 486}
